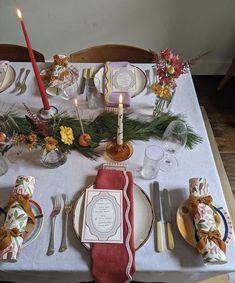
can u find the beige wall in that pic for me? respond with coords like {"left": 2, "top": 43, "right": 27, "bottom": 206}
{"left": 0, "top": 0, "right": 234, "bottom": 74}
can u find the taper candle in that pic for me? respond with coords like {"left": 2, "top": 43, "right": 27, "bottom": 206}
{"left": 117, "top": 94, "right": 123, "bottom": 145}
{"left": 74, "top": 99, "right": 84, "bottom": 134}
{"left": 17, "top": 9, "right": 50, "bottom": 110}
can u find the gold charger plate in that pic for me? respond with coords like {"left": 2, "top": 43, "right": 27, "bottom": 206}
{"left": 176, "top": 199, "right": 233, "bottom": 247}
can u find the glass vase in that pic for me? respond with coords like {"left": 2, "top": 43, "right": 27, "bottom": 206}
{"left": 153, "top": 97, "right": 172, "bottom": 117}
{"left": 0, "top": 152, "right": 8, "bottom": 176}
{"left": 40, "top": 149, "right": 67, "bottom": 169}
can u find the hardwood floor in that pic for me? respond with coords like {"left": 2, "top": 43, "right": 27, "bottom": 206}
{"left": 193, "top": 75, "right": 235, "bottom": 191}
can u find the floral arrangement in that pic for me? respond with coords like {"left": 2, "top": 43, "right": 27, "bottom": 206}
{"left": 0, "top": 107, "right": 202, "bottom": 163}
{"left": 151, "top": 48, "right": 207, "bottom": 116}
{"left": 151, "top": 48, "right": 190, "bottom": 116}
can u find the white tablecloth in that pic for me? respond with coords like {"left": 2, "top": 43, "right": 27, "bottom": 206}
{"left": 0, "top": 63, "right": 234, "bottom": 283}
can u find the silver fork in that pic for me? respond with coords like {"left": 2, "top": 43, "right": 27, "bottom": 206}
{"left": 59, "top": 194, "right": 72, "bottom": 252}
{"left": 11, "top": 68, "right": 25, "bottom": 93}
{"left": 47, "top": 195, "right": 61, "bottom": 256}
{"left": 16, "top": 69, "right": 30, "bottom": 95}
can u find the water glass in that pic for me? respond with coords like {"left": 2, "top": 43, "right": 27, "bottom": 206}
{"left": 86, "top": 78, "right": 102, "bottom": 109}
{"left": 141, "top": 145, "right": 164, "bottom": 179}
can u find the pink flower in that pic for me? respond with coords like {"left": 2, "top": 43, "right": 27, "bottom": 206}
{"left": 160, "top": 48, "right": 174, "bottom": 62}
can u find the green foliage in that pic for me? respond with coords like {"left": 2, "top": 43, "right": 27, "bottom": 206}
{"left": 3, "top": 110, "right": 202, "bottom": 160}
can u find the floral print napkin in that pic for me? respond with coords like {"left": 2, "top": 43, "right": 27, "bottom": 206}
{"left": 189, "top": 178, "right": 227, "bottom": 264}
{"left": 0, "top": 176, "right": 35, "bottom": 262}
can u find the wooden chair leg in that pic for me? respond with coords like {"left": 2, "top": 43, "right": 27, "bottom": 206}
{"left": 217, "top": 58, "right": 235, "bottom": 91}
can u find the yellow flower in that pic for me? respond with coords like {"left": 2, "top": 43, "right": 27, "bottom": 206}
{"left": 44, "top": 136, "right": 58, "bottom": 151}
{"left": 60, "top": 126, "right": 74, "bottom": 145}
{"left": 26, "top": 133, "right": 38, "bottom": 150}
{"left": 166, "top": 66, "right": 175, "bottom": 74}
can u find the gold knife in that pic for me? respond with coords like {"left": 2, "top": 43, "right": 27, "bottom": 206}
{"left": 153, "top": 181, "right": 163, "bottom": 252}
{"left": 162, "top": 189, "right": 174, "bottom": 250}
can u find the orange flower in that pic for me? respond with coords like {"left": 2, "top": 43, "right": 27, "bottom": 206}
{"left": 44, "top": 136, "right": 58, "bottom": 151}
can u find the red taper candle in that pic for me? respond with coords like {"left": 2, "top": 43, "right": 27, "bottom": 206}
{"left": 17, "top": 9, "right": 50, "bottom": 110}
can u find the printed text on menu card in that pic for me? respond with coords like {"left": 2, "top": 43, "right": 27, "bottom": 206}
{"left": 81, "top": 189, "right": 123, "bottom": 244}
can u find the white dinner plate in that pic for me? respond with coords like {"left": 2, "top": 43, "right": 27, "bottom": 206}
{"left": 73, "top": 183, "right": 154, "bottom": 250}
{"left": 0, "top": 65, "right": 16, "bottom": 93}
{"left": 94, "top": 65, "right": 147, "bottom": 98}
{"left": 0, "top": 199, "right": 44, "bottom": 248}
{"left": 176, "top": 199, "right": 233, "bottom": 247}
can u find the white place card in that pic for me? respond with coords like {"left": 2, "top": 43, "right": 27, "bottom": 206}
{"left": 0, "top": 64, "right": 8, "bottom": 88}
{"left": 81, "top": 189, "right": 123, "bottom": 244}
{"left": 111, "top": 66, "right": 136, "bottom": 92}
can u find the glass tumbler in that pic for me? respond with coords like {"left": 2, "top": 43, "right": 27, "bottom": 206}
{"left": 141, "top": 145, "right": 164, "bottom": 179}
{"left": 86, "top": 78, "right": 101, "bottom": 109}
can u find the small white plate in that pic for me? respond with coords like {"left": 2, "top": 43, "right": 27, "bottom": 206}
{"left": 73, "top": 183, "right": 154, "bottom": 250}
{"left": 0, "top": 65, "right": 16, "bottom": 93}
{"left": 94, "top": 65, "right": 147, "bottom": 98}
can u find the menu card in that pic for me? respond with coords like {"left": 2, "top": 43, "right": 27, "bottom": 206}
{"left": 111, "top": 66, "right": 136, "bottom": 92}
{"left": 0, "top": 63, "right": 8, "bottom": 88}
{"left": 81, "top": 189, "right": 123, "bottom": 244}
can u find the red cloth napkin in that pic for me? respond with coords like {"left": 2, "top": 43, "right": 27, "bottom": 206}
{"left": 91, "top": 168, "right": 135, "bottom": 283}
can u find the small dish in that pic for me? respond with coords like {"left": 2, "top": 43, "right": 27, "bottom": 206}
{"left": 0, "top": 199, "right": 44, "bottom": 248}
{"left": 176, "top": 199, "right": 233, "bottom": 247}
{"left": 94, "top": 65, "right": 147, "bottom": 98}
{"left": 0, "top": 65, "right": 16, "bottom": 93}
{"left": 73, "top": 183, "right": 154, "bottom": 251}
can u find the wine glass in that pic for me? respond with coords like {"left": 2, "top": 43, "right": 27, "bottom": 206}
{"left": 57, "top": 69, "right": 79, "bottom": 101}
{"left": 161, "top": 120, "right": 187, "bottom": 171}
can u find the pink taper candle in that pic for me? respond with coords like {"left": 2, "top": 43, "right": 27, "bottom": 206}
{"left": 17, "top": 9, "right": 50, "bottom": 110}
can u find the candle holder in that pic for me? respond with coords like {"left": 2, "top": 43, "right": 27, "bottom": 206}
{"left": 38, "top": 106, "right": 58, "bottom": 120}
{"left": 105, "top": 140, "right": 133, "bottom": 162}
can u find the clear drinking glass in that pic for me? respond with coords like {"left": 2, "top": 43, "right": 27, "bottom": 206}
{"left": 86, "top": 78, "right": 102, "bottom": 109}
{"left": 161, "top": 120, "right": 187, "bottom": 171}
{"left": 58, "top": 70, "right": 79, "bottom": 101}
{"left": 141, "top": 145, "right": 164, "bottom": 179}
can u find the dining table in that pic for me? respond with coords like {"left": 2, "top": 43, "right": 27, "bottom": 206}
{"left": 0, "top": 62, "right": 235, "bottom": 283}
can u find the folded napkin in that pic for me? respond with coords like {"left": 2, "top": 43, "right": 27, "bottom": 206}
{"left": 91, "top": 168, "right": 135, "bottom": 283}
{"left": 104, "top": 62, "right": 133, "bottom": 108}
{"left": 0, "top": 176, "right": 35, "bottom": 262}
{"left": 188, "top": 178, "right": 227, "bottom": 264}
{"left": 40, "top": 54, "right": 79, "bottom": 91}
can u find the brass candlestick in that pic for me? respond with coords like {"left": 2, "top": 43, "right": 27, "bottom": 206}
{"left": 105, "top": 140, "right": 133, "bottom": 162}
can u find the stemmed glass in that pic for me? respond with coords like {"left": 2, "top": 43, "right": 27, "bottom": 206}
{"left": 57, "top": 69, "right": 79, "bottom": 101}
{"left": 161, "top": 120, "right": 187, "bottom": 171}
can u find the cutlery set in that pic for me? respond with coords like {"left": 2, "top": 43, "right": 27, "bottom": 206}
{"left": 11, "top": 67, "right": 30, "bottom": 95}
{"left": 153, "top": 181, "right": 174, "bottom": 252}
{"left": 47, "top": 194, "right": 72, "bottom": 256}
{"left": 79, "top": 67, "right": 94, "bottom": 95}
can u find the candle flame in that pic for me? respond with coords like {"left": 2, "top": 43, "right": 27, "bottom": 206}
{"left": 17, "top": 9, "right": 23, "bottom": 19}
{"left": 74, "top": 98, "right": 78, "bottom": 106}
{"left": 119, "top": 94, "right": 123, "bottom": 104}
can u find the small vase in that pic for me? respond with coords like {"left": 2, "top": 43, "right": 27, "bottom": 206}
{"left": 153, "top": 97, "right": 172, "bottom": 117}
{"left": 40, "top": 149, "right": 67, "bottom": 169}
{"left": 0, "top": 152, "right": 8, "bottom": 176}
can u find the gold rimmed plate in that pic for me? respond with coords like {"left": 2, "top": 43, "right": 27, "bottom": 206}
{"left": 176, "top": 199, "right": 233, "bottom": 247}
{"left": 0, "top": 65, "right": 16, "bottom": 93}
{"left": 73, "top": 183, "right": 154, "bottom": 251}
{"left": 94, "top": 65, "right": 147, "bottom": 98}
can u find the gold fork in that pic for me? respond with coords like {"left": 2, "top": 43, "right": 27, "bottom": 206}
{"left": 59, "top": 194, "right": 72, "bottom": 252}
{"left": 47, "top": 195, "right": 61, "bottom": 256}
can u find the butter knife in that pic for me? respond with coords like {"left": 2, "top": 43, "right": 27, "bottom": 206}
{"left": 162, "top": 189, "right": 174, "bottom": 250}
{"left": 79, "top": 68, "right": 88, "bottom": 94}
{"left": 153, "top": 181, "right": 163, "bottom": 252}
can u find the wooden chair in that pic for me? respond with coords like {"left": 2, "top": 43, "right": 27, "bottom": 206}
{"left": 217, "top": 58, "right": 235, "bottom": 91}
{"left": 70, "top": 44, "right": 153, "bottom": 63}
{"left": 0, "top": 44, "right": 45, "bottom": 62}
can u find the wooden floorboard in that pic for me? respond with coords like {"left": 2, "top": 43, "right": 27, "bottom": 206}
{"left": 193, "top": 75, "right": 235, "bottom": 191}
